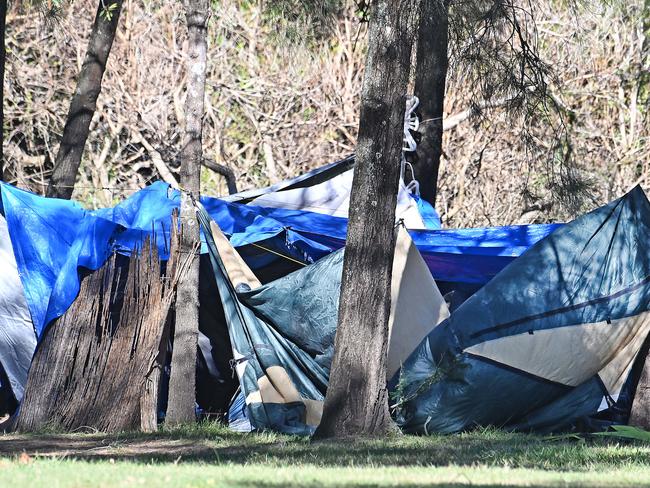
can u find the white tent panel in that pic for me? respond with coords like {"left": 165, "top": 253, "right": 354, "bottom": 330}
{"left": 387, "top": 226, "right": 450, "bottom": 379}
{"left": 250, "top": 169, "right": 427, "bottom": 229}
{"left": 465, "top": 312, "right": 650, "bottom": 389}
{"left": 0, "top": 214, "right": 37, "bottom": 403}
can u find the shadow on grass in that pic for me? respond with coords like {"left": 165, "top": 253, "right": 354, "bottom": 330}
{"left": 230, "top": 484, "right": 563, "bottom": 488}
{"left": 1, "top": 426, "right": 649, "bottom": 472}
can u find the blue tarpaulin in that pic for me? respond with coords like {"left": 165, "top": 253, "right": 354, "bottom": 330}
{"left": 0, "top": 181, "right": 560, "bottom": 338}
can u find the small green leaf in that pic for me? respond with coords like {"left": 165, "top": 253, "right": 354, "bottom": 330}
{"left": 594, "top": 425, "right": 650, "bottom": 442}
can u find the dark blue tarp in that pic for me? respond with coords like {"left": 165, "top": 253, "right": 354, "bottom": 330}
{"left": 0, "top": 181, "right": 558, "bottom": 338}
{"left": 394, "top": 185, "right": 650, "bottom": 434}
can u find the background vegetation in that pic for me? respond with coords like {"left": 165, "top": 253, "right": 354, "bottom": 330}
{"left": 3, "top": 0, "right": 649, "bottom": 227}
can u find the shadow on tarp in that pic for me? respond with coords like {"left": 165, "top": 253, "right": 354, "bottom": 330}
{"left": 0, "top": 181, "right": 559, "bottom": 339}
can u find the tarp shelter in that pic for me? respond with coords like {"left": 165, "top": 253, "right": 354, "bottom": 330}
{"left": 223, "top": 155, "right": 441, "bottom": 230}
{"left": 0, "top": 162, "right": 558, "bottom": 417}
{"left": 394, "top": 186, "right": 650, "bottom": 434}
{"left": 0, "top": 214, "right": 36, "bottom": 409}
{"left": 201, "top": 207, "right": 449, "bottom": 434}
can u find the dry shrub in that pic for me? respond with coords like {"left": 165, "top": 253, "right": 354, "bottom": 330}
{"left": 3, "top": 0, "right": 649, "bottom": 228}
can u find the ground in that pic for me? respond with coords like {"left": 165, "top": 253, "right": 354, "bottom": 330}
{"left": 1, "top": 424, "right": 650, "bottom": 487}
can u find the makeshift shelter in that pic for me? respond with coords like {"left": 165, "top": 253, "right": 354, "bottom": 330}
{"left": 0, "top": 161, "right": 559, "bottom": 421}
{"left": 0, "top": 214, "right": 36, "bottom": 410}
{"left": 223, "top": 155, "right": 441, "bottom": 230}
{"left": 394, "top": 186, "right": 650, "bottom": 434}
{"left": 200, "top": 208, "right": 449, "bottom": 433}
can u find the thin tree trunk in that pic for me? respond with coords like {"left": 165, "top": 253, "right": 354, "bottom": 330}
{"left": 411, "top": 0, "right": 449, "bottom": 206}
{"left": 0, "top": 0, "right": 6, "bottom": 181}
{"left": 313, "top": 0, "right": 418, "bottom": 440}
{"left": 639, "top": 0, "right": 649, "bottom": 109}
{"left": 165, "top": 0, "right": 208, "bottom": 426}
{"left": 46, "top": 0, "right": 123, "bottom": 199}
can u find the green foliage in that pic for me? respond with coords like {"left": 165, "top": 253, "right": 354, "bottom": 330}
{"left": 99, "top": 1, "right": 119, "bottom": 22}
{"left": 390, "top": 354, "right": 465, "bottom": 411}
{"left": 595, "top": 426, "right": 650, "bottom": 443}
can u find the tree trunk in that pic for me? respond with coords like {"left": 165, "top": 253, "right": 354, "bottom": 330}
{"left": 313, "top": 0, "right": 418, "bottom": 440}
{"left": 46, "top": 0, "right": 123, "bottom": 199}
{"left": 410, "top": 0, "right": 449, "bottom": 206}
{"left": 639, "top": 0, "right": 649, "bottom": 109}
{"left": 630, "top": 334, "right": 650, "bottom": 430}
{"left": 165, "top": 0, "right": 208, "bottom": 426}
{"left": 0, "top": 0, "right": 6, "bottom": 181}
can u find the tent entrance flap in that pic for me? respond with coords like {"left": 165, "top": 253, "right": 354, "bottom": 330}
{"left": 200, "top": 207, "right": 328, "bottom": 435}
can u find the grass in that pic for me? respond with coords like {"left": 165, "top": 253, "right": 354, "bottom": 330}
{"left": 1, "top": 424, "right": 650, "bottom": 487}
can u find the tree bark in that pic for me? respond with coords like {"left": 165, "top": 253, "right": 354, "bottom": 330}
{"left": 410, "top": 0, "right": 449, "bottom": 206}
{"left": 202, "top": 158, "right": 238, "bottom": 194}
{"left": 15, "top": 236, "right": 182, "bottom": 434}
{"left": 0, "top": 0, "right": 6, "bottom": 181}
{"left": 630, "top": 335, "right": 650, "bottom": 430}
{"left": 313, "top": 0, "right": 417, "bottom": 440}
{"left": 639, "top": 0, "right": 649, "bottom": 109}
{"left": 46, "top": 0, "right": 123, "bottom": 199}
{"left": 165, "top": 0, "right": 208, "bottom": 426}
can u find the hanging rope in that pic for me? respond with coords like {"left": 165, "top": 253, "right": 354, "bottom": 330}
{"left": 402, "top": 95, "right": 421, "bottom": 197}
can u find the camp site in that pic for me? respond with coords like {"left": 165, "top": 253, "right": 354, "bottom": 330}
{"left": 0, "top": 0, "right": 649, "bottom": 487}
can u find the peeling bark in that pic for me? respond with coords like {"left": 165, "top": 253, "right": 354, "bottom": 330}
{"left": 15, "top": 231, "right": 185, "bottom": 433}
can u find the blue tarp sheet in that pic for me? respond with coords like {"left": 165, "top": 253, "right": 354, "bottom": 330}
{"left": 0, "top": 181, "right": 560, "bottom": 337}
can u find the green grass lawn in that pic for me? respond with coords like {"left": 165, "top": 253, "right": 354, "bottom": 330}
{"left": 1, "top": 424, "right": 649, "bottom": 487}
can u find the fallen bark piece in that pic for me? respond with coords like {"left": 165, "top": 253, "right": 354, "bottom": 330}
{"left": 16, "top": 227, "right": 187, "bottom": 433}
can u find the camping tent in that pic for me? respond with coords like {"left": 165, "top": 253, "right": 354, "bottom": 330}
{"left": 394, "top": 186, "right": 650, "bottom": 434}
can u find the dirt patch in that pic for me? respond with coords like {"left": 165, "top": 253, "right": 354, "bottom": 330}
{"left": 0, "top": 434, "right": 219, "bottom": 462}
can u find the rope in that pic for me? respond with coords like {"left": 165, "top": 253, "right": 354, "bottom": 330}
{"left": 402, "top": 95, "right": 421, "bottom": 198}
{"left": 249, "top": 241, "right": 307, "bottom": 267}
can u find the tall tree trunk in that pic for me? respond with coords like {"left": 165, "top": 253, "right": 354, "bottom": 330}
{"left": 46, "top": 0, "right": 123, "bottom": 199}
{"left": 313, "top": 0, "right": 417, "bottom": 440}
{"left": 0, "top": 0, "right": 6, "bottom": 181}
{"left": 165, "top": 0, "right": 208, "bottom": 426}
{"left": 410, "top": 0, "right": 449, "bottom": 206}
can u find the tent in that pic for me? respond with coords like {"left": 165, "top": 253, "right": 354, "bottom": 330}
{"left": 393, "top": 186, "right": 650, "bottom": 434}
{"left": 223, "top": 155, "right": 441, "bottom": 230}
{"left": 200, "top": 207, "right": 449, "bottom": 433}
